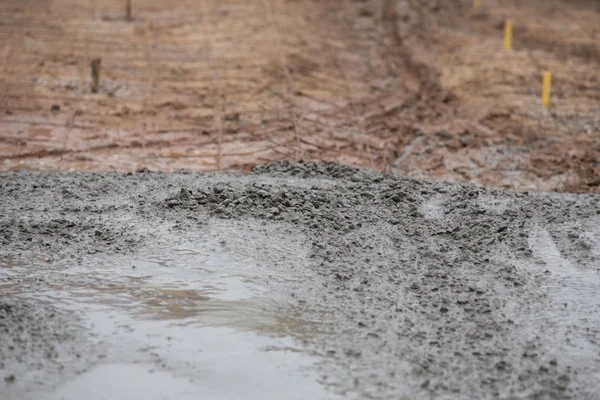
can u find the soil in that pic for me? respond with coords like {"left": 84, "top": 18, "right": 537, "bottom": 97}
{"left": 1, "top": 0, "right": 598, "bottom": 192}
{"left": 2, "top": 162, "right": 600, "bottom": 399}
{"left": 1, "top": 0, "right": 599, "bottom": 397}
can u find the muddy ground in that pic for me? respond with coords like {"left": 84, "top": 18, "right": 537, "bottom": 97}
{"left": 1, "top": 0, "right": 599, "bottom": 192}
{"left": 2, "top": 162, "right": 600, "bottom": 399}
{"left": 1, "top": 0, "right": 600, "bottom": 398}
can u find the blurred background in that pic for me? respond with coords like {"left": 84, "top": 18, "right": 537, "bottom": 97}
{"left": 1, "top": 0, "right": 598, "bottom": 192}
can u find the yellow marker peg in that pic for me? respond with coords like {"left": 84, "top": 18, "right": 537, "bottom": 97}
{"left": 473, "top": 0, "right": 481, "bottom": 9}
{"left": 542, "top": 71, "right": 552, "bottom": 107}
{"left": 504, "top": 20, "right": 513, "bottom": 51}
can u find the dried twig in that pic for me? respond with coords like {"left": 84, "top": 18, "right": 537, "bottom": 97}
{"left": 263, "top": 0, "right": 302, "bottom": 159}
{"left": 200, "top": 1, "right": 224, "bottom": 170}
{"left": 90, "top": 58, "right": 101, "bottom": 93}
{"left": 125, "top": 0, "right": 132, "bottom": 21}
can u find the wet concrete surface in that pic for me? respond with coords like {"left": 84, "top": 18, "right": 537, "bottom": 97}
{"left": 1, "top": 221, "right": 336, "bottom": 400}
{"left": 1, "top": 161, "right": 600, "bottom": 399}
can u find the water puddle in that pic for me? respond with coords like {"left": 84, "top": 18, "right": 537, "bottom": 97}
{"left": 1, "top": 222, "right": 338, "bottom": 400}
{"left": 48, "top": 364, "right": 202, "bottom": 400}
{"left": 47, "top": 321, "right": 333, "bottom": 400}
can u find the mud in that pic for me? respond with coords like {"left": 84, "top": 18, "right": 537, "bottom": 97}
{"left": 2, "top": 162, "right": 600, "bottom": 399}
{"left": 1, "top": 0, "right": 598, "bottom": 193}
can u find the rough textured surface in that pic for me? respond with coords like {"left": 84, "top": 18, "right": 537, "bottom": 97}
{"left": 0, "top": 297, "right": 93, "bottom": 395}
{"left": 2, "top": 162, "right": 600, "bottom": 399}
{"left": 0, "top": 299, "right": 85, "bottom": 370}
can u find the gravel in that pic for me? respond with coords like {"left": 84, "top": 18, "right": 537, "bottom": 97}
{"left": 1, "top": 161, "right": 600, "bottom": 399}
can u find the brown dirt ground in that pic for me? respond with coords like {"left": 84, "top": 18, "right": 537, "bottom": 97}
{"left": 1, "top": 0, "right": 599, "bottom": 192}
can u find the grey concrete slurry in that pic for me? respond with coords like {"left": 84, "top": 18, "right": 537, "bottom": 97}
{"left": 1, "top": 161, "right": 600, "bottom": 399}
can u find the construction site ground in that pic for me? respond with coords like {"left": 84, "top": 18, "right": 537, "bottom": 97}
{"left": 2, "top": 164, "right": 600, "bottom": 399}
{"left": 2, "top": 1, "right": 600, "bottom": 399}
{"left": 1, "top": 0, "right": 599, "bottom": 192}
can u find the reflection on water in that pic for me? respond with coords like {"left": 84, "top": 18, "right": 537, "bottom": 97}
{"left": 1, "top": 224, "right": 338, "bottom": 400}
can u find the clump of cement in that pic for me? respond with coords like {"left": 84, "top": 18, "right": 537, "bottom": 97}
{"left": 0, "top": 299, "right": 88, "bottom": 383}
{"left": 1, "top": 162, "right": 600, "bottom": 399}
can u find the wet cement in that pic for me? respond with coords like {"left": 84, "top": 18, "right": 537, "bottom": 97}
{"left": 1, "top": 161, "right": 600, "bottom": 399}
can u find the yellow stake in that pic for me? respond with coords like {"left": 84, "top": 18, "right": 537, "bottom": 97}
{"left": 504, "top": 20, "right": 513, "bottom": 51}
{"left": 542, "top": 71, "right": 552, "bottom": 107}
{"left": 473, "top": 0, "right": 481, "bottom": 9}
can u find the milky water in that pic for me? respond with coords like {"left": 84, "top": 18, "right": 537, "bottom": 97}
{"left": 1, "top": 223, "right": 339, "bottom": 400}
